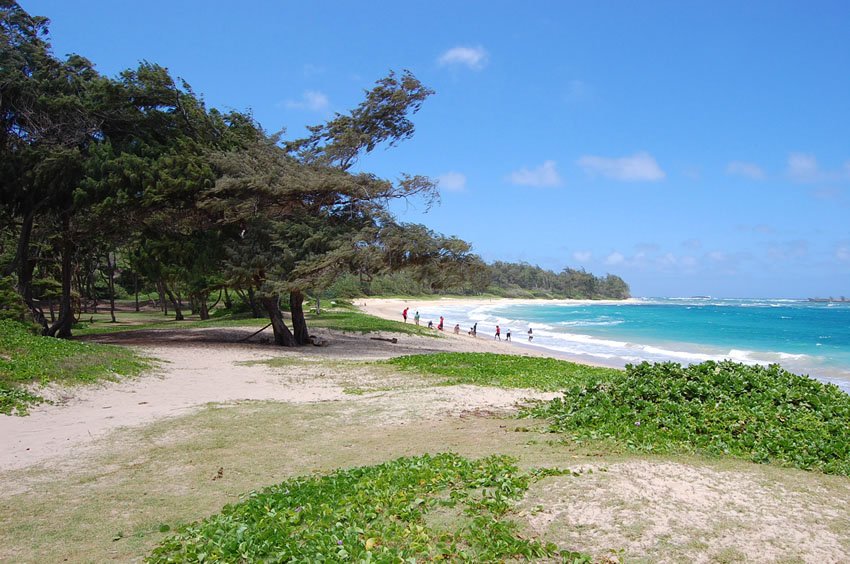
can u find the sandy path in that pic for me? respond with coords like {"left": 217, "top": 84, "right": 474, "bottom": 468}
{"left": 0, "top": 325, "right": 552, "bottom": 471}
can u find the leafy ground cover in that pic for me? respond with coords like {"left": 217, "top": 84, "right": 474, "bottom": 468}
{"left": 384, "top": 353, "right": 850, "bottom": 476}
{"left": 148, "top": 453, "right": 587, "bottom": 562}
{"left": 385, "top": 352, "right": 619, "bottom": 390}
{"left": 0, "top": 320, "right": 149, "bottom": 415}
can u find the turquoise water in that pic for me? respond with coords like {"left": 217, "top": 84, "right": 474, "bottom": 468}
{"left": 415, "top": 298, "right": 850, "bottom": 392}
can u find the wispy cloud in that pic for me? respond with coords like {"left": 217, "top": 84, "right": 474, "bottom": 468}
{"left": 726, "top": 161, "right": 766, "bottom": 180}
{"left": 787, "top": 153, "right": 821, "bottom": 183}
{"left": 437, "top": 171, "right": 467, "bottom": 192}
{"left": 605, "top": 252, "right": 625, "bottom": 266}
{"left": 836, "top": 242, "right": 850, "bottom": 263}
{"left": 507, "top": 160, "right": 562, "bottom": 187}
{"left": 786, "top": 153, "right": 850, "bottom": 184}
{"left": 572, "top": 250, "right": 592, "bottom": 263}
{"left": 577, "top": 152, "right": 666, "bottom": 182}
{"left": 283, "top": 90, "right": 330, "bottom": 112}
{"left": 437, "top": 46, "right": 488, "bottom": 70}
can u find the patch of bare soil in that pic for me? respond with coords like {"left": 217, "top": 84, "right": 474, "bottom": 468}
{"left": 517, "top": 459, "right": 850, "bottom": 563}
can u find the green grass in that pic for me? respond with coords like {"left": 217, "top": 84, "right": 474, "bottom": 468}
{"left": 72, "top": 311, "right": 271, "bottom": 336}
{"left": 0, "top": 320, "right": 150, "bottom": 415}
{"left": 382, "top": 353, "right": 850, "bottom": 476}
{"left": 307, "top": 309, "right": 439, "bottom": 337}
{"left": 72, "top": 307, "right": 427, "bottom": 338}
{"left": 384, "top": 352, "right": 620, "bottom": 390}
{"left": 148, "top": 453, "right": 588, "bottom": 562}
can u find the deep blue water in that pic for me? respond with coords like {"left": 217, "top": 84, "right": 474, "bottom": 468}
{"left": 414, "top": 298, "right": 850, "bottom": 392}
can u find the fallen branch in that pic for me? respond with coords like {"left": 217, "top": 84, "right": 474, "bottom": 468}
{"left": 239, "top": 323, "right": 272, "bottom": 342}
{"left": 369, "top": 337, "right": 398, "bottom": 344}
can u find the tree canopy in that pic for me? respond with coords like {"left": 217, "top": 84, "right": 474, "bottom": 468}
{"left": 0, "top": 1, "right": 628, "bottom": 346}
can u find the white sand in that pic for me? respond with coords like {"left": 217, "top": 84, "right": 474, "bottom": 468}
{"left": 0, "top": 321, "right": 555, "bottom": 472}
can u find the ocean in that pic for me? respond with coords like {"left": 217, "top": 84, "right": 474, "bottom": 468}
{"left": 413, "top": 298, "right": 850, "bottom": 393}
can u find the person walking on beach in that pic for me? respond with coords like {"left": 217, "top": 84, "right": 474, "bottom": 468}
{"left": 438, "top": 316, "right": 444, "bottom": 331}
{"left": 402, "top": 307, "right": 408, "bottom": 323}
{"left": 454, "top": 323, "right": 460, "bottom": 334}
{"left": 414, "top": 311, "right": 420, "bottom": 325}
{"left": 528, "top": 327, "right": 533, "bottom": 341}
{"left": 495, "top": 325, "right": 501, "bottom": 340}
{"left": 505, "top": 329, "right": 511, "bottom": 342}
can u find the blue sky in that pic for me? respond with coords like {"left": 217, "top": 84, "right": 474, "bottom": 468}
{"left": 23, "top": 1, "right": 850, "bottom": 298}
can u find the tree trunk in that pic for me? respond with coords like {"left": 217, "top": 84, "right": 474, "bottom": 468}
{"left": 162, "top": 281, "right": 184, "bottom": 321}
{"left": 289, "top": 289, "right": 310, "bottom": 345}
{"left": 261, "top": 295, "right": 296, "bottom": 346}
{"left": 196, "top": 292, "right": 210, "bottom": 320}
{"left": 49, "top": 214, "right": 74, "bottom": 338}
{"left": 15, "top": 215, "right": 48, "bottom": 332}
{"left": 156, "top": 280, "right": 168, "bottom": 315}
{"left": 134, "top": 273, "right": 140, "bottom": 312}
{"left": 247, "top": 287, "right": 262, "bottom": 318}
{"left": 107, "top": 253, "right": 116, "bottom": 323}
{"left": 223, "top": 288, "right": 233, "bottom": 309}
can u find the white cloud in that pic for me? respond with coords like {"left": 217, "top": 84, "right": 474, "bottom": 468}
{"left": 507, "top": 160, "right": 562, "bottom": 187}
{"left": 836, "top": 243, "right": 850, "bottom": 263}
{"left": 577, "top": 152, "right": 666, "bottom": 182}
{"left": 726, "top": 161, "right": 765, "bottom": 180}
{"left": 605, "top": 252, "right": 625, "bottom": 266}
{"left": 572, "top": 251, "right": 592, "bottom": 263}
{"left": 437, "top": 46, "right": 489, "bottom": 70}
{"left": 787, "top": 153, "right": 820, "bottom": 183}
{"left": 682, "top": 238, "right": 702, "bottom": 250}
{"left": 437, "top": 171, "right": 467, "bottom": 192}
{"left": 787, "top": 153, "right": 850, "bottom": 184}
{"left": 284, "top": 90, "right": 329, "bottom": 111}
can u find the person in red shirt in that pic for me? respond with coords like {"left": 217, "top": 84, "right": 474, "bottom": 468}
{"left": 438, "top": 316, "right": 444, "bottom": 331}
{"left": 402, "top": 307, "right": 409, "bottom": 323}
{"left": 495, "top": 325, "right": 501, "bottom": 340}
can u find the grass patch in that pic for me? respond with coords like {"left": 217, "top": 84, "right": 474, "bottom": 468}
{"left": 306, "top": 309, "right": 438, "bottom": 337}
{"left": 529, "top": 360, "right": 850, "bottom": 475}
{"left": 148, "top": 453, "right": 585, "bottom": 562}
{"left": 0, "top": 320, "right": 150, "bottom": 415}
{"left": 384, "top": 352, "right": 620, "bottom": 390}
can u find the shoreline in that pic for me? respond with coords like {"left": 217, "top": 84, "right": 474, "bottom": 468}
{"left": 358, "top": 297, "right": 850, "bottom": 392}
{"left": 358, "top": 297, "right": 619, "bottom": 369}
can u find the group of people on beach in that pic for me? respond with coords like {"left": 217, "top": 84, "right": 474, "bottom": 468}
{"left": 402, "top": 307, "right": 534, "bottom": 342}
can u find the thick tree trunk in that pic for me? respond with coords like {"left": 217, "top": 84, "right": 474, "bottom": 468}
{"left": 196, "top": 292, "right": 210, "bottom": 320}
{"left": 290, "top": 289, "right": 310, "bottom": 345}
{"left": 49, "top": 215, "right": 74, "bottom": 338}
{"left": 261, "top": 295, "right": 296, "bottom": 346}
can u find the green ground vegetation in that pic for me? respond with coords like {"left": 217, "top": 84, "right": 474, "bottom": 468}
{"left": 385, "top": 352, "right": 619, "bottom": 390}
{"left": 0, "top": 319, "right": 149, "bottom": 415}
{"left": 148, "top": 453, "right": 587, "bottom": 562}
{"left": 385, "top": 352, "right": 850, "bottom": 476}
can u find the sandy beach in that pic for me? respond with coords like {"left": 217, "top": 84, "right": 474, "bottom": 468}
{"left": 1, "top": 305, "right": 848, "bottom": 562}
